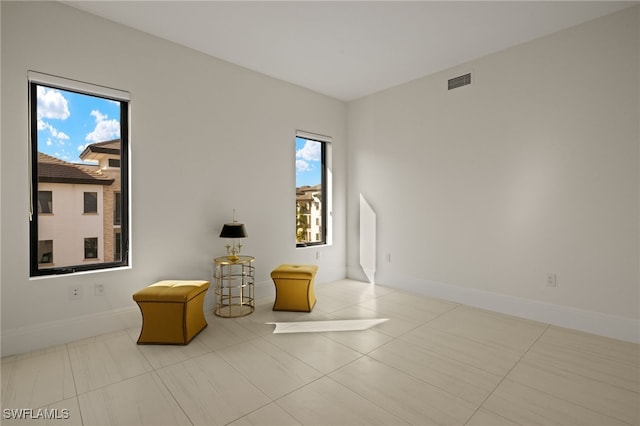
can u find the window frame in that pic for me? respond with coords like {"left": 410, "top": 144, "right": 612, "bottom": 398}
{"left": 295, "top": 131, "right": 332, "bottom": 248}
{"left": 28, "top": 72, "right": 130, "bottom": 277}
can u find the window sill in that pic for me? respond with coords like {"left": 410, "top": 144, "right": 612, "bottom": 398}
{"left": 29, "top": 265, "right": 132, "bottom": 281}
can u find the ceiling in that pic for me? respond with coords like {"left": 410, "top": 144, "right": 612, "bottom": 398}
{"left": 63, "top": 1, "right": 636, "bottom": 102}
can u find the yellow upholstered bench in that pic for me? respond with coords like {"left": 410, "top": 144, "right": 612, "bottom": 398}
{"left": 271, "top": 264, "right": 318, "bottom": 312}
{"left": 133, "top": 280, "right": 209, "bottom": 345}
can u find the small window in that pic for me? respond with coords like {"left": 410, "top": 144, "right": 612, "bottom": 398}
{"left": 84, "top": 192, "right": 98, "bottom": 214}
{"left": 114, "top": 231, "right": 122, "bottom": 261}
{"left": 295, "top": 131, "right": 331, "bottom": 247}
{"left": 38, "top": 240, "right": 53, "bottom": 264}
{"left": 114, "top": 192, "right": 121, "bottom": 226}
{"left": 38, "top": 191, "right": 53, "bottom": 214}
{"left": 29, "top": 72, "right": 130, "bottom": 276}
{"left": 84, "top": 237, "right": 98, "bottom": 259}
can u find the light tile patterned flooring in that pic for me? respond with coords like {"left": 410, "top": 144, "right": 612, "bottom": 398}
{"left": 2, "top": 279, "right": 639, "bottom": 425}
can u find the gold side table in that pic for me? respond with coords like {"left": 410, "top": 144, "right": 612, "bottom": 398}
{"left": 213, "top": 255, "right": 255, "bottom": 317}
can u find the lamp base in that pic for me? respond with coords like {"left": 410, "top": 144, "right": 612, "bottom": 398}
{"left": 224, "top": 242, "right": 242, "bottom": 261}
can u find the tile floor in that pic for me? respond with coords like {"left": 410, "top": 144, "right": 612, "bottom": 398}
{"left": 2, "top": 279, "right": 639, "bottom": 425}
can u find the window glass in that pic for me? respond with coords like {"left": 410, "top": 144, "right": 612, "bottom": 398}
{"left": 114, "top": 192, "right": 122, "bottom": 226}
{"left": 30, "top": 77, "right": 129, "bottom": 276}
{"left": 38, "top": 191, "right": 52, "bottom": 214}
{"left": 295, "top": 135, "right": 328, "bottom": 246}
{"left": 84, "top": 192, "right": 98, "bottom": 214}
{"left": 114, "top": 231, "right": 122, "bottom": 261}
{"left": 38, "top": 240, "right": 53, "bottom": 264}
{"left": 84, "top": 237, "right": 98, "bottom": 259}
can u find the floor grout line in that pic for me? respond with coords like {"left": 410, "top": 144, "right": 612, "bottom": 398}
{"left": 463, "top": 323, "right": 552, "bottom": 425}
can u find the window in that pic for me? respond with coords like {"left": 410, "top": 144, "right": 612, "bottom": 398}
{"left": 84, "top": 192, "right": 98, "bottom": 214}
{"left": 295, "top": 131, "right": 331, "bottom": 247}
{"left": 29, "top": 72, "right": 130, "bottom": 276}
{"left": 38, "top": 240, "right": 53, "bottom": 264}
{"left": 114, "top": 192, "right": 121, "bottom": 226}
{"left": 38, "top": 191, "right": 52, "bottom": 214}
{"left": 84, "top": 238, "right": 98, "bottom": 259}
{"left": 114, "top": 231, "right": 122, "bottom": 261}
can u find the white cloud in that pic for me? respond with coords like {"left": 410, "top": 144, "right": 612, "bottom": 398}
{"left": 90, "top": 110, "right": 107, "bottom": 122}
{"left": 85, "top": 109, "right": 120, "bottom": 143}
{"left": 38, "top": 119, "right": 69, "bottom": 141}
{"left": 296, "top": 140, "right": 321, "bottom": 162}
{"left": 36, "top": 86, "right": 70, "bottom": 120}
{"left": 296, "top": 159, "right": 312, "bottom": 172}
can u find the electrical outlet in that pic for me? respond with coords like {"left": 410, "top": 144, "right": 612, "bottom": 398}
{"left": 385, "top": 253, "right": 391, "bottom": 262}
{"left": 69, "top": 286, "right": 82, "bottom": 300}
{"left": 94, "top": 283, "right": 105, "bottom": 296}
{"left": 316, "top": 251, "right": 320, "bottom": 260}
{"left": 546, "top": 273, "right": 557, "bottom": 287}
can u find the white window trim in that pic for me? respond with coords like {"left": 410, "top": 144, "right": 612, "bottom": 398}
{"left": 27, "top": 71, "right": 130, "bottom": 101}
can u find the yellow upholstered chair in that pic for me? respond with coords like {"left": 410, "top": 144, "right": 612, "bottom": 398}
{"left": 271, "top": 264, "right": 318, "bottom": 312}
{"left": 133, "top": 280, "right": 209, "bottom": 345}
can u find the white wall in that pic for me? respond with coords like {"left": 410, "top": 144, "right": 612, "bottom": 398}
{"left": 1, "top": 1, "right": 347, "bottom": 356}
{"left": 347, "top": 7, "right": 640, "bottom": 342}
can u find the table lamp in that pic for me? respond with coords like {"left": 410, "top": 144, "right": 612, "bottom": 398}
{"left": 219, "top": 210, "right": 247, "bottom": 261}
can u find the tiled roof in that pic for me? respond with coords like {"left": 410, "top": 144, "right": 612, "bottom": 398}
{"left": 38, "top": 152, "right": 114, "bottom": 185}
{"left": 296, "top": 184, "right": 322, "bottom": 201}
{"left": 297, "top": 193, "right": 315, "bottom": 201}
{"left": 79, "top": 139, "right": 120, "bottom": 160}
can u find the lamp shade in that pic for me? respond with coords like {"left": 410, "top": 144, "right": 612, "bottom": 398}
{"left": 219, "top": 223, "right": 247, "bottom": 239}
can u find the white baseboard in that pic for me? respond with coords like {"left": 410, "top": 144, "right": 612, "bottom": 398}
{"left": 1, "top": 306, "right": 141, "bottom": 357}
{"left": 1, "top": 280, "right": 280, "bottom": 357}
{"left": 347, "top": 267, "right": 639, "bottom": 344}
{"left": 4, "top": 272, "right": 636, "bottom": 357}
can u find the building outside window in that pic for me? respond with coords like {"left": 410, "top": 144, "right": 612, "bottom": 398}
{"left": 29, "top": 72, "right": 129, "bottom": 276}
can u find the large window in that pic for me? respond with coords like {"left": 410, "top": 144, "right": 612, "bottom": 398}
{"left": 29, "top": 72, "right": 130, "bottom": 276}
{"left": 295, "top": 131, "right": 331, "bottom": 247}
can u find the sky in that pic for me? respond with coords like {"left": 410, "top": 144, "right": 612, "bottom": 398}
{"left": 295, "top": 137, "right": 322, "bottom": 187}
{"left": 36, "top": 84, "right": 121, "bottom": 163}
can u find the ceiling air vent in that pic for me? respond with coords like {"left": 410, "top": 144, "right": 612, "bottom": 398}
{"left": 448, "top": 73, "right": 471, "bottom": 90}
